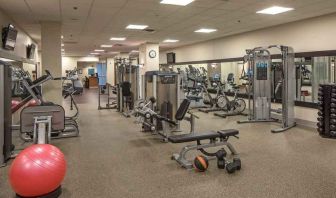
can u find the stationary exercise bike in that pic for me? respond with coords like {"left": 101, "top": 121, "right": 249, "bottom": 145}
{"left": 199, "top": 80, "right": 228, "bottom": 112}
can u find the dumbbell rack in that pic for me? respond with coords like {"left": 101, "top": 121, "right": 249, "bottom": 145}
{"left": 317, "top": 84, "right": 336, "bottom": 138}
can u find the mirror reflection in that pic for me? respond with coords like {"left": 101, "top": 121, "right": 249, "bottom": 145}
{"left": 162, "top": 55, "right": 336, "bottom": 105}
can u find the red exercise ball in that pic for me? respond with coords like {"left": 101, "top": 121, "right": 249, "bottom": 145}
{"left": 28, "top": 99, "right": 38, "bottom": 107}
{"left": 9, "top": 144, "right": 67, "bottom": 197}
{"left": 11, "top": 100, "right": 20, "bottom": 108}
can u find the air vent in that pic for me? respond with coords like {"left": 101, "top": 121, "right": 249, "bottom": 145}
{"left": 143, "top": 28, "right": 156, "bottom": 33}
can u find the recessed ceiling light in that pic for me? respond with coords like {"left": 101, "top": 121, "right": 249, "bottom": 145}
{"left": 101, "top": 44, "right": 113, "bottom": 48}
{"left": 61, "top": 49, "right": 64, "bottom": 51}
{"left": 160, "top": 0, "right": 194, "bottom": 6}
{"left": 61, "top": 35, "right": 64, "bottom": 39}
{"left": 257, "top": 6, "right": 294, "bottom": 15}
{"left": 61, "top": 44, "right": 64, "bottom": 47}
{"left": 195, "top": 28, "right": 217, "bottom": 33}
{"left": 126, "top": 24, "right": 148, "bottom": 30}
{"left": 91, "top": 52, "right": 100, "bottom": 55}
{"left": 0, "top": 58, "right": 15, "bottom": 62}
{"left": 110, "top": 37, "right": 126, "bottom": 41}
{"left": 94, "top": 49, "right": 104, "bottom": 52}
{"left": 163, "top": 39, "right": 179, "bottom": 43}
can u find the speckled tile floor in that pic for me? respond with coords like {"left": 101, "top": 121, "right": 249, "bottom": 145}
{"left": 1, "top": 89, "right": 336, "bottom": 198}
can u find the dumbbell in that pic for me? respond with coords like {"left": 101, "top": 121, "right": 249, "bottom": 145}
{"left": 317, "top": 102, "right": 323, "bottom": 106}
{"left": 332, "top": 93, "right": 336, "bottom": 98}
{"left": 332, "top": 88, "right": 336, "bottom": 93}
{"left": 331, "top": 131, "right": 336, "bottom": 136}
{"left": 317, "top": 122, "right": 323, "bottom": 128}
{"left": 226, "top": 158, "right": 242, "bottom": 174}
{"left": 317, "top": 117, "right": 324, "bottom": 122}
{"left": 215, "top": 148, "right": 227, "bottom": 169}
{"left": 331, "top": 108, "right": 336, "bottom": 113}
{"left": 330, "top": 125, "right": 336, "bottom": 130}
{"left": 318, "top": 96, "right": 323, "bottom": 101}
{"left": 331, "top": 119, "right": 336, "bottom": 124}
{"left": 318, "top": 111, "right": 324, "bottom": 116}
{"left": 331, "top": 114, "right": 336, "bottom": 119}
{"left": 331, "top": 103, "right": 336, "bottom": 108}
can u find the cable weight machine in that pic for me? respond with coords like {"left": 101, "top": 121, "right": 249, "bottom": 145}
{"left": 238, "top": 45, "right": 296, "bottom": 133}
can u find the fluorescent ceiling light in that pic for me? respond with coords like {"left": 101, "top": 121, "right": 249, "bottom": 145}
{"left": 195, "top": 28, "right": 217, "bottom": 33}
{"left": 110, "top": 37, "right": 126, "bottom": 41}
{"left": 61, "top": 49, "right": 64, "bottom": 51}
{"left": 101, "top": 45, "right": 113, "bottom": 48}
{"left": 126, "top": 24, "right": 148, "bottom": 30}
{"left": 163, "top": 39, "right": 179, "bottom": 43}
{"left": 61, "top": 43, "right": 64, "bottom": 47}
{"left": 160, "top": 0, "right": 194, "bottom": 6}
{"left": 257, "top": 6, "right": 294, "bottom": 15}
{"left": 90, "top": 52, "right": 100, "bottom": 55}
{"left": 94, "top": 49, "right": 104, "bottom": 52}
{"left": 0, "top": 58, "right": 15, "bottom": 62}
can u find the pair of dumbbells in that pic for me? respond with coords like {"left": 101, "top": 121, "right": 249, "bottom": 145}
{"left": 215, "top": 149, "right": 241, "bottom": 174}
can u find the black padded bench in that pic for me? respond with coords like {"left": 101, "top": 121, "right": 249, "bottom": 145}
{"left": 186, "top": 95, "right": 203, "bottom": 101}
{"left": 169, "top": 129, "right": 240, "bottom": 169}
{"left": 168, "top": 129, "right": 239, "bottom": 143}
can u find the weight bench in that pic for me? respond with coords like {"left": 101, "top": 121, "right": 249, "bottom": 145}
{"left": 168, "top": 129, "right": 240, "bottom": 169}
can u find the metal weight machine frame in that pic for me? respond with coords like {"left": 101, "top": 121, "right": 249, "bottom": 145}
{"left": 115, "top": 58, "right": 140, "bottom": 117}
{"left": 238, "top": 45, "right": 296, "bottom": 133}
{"left": 0, "top": 62, "right": 12, "bottom": 167}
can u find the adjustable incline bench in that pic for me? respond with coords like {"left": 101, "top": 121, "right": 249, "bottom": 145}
{"left": 157, "top": 99, "right": 240, "bottom": 170}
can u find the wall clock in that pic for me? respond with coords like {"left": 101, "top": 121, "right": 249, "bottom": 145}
{"left": 149, "top": 50, "right": 156, "bottom": 58}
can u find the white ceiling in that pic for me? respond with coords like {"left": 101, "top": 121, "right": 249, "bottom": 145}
{"left": 0, "top": 0, "right": 336, "bottom": 56}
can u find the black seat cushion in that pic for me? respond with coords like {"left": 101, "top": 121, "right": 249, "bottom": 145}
{"left": 186, "top": 95, "right": 202, "bottom": 100}
{"left": 217, "top": 129, "right": 239, "bottom": 137}
{"left": 121, "top": 82, "right": 131, "bottom": 96}
{"left": 175, "top": 99, "right": 190, "bottom": 121}
{"left": 168, "top": 131, "right": 218, "bottom": 143}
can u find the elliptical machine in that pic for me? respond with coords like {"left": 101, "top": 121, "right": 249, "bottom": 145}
{"left": 19, "top": 69, "right": 79, "bottom": 144}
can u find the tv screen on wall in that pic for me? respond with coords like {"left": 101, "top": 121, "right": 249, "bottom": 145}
{"left": 2, "top": 24, "right": 18, "bottom": 50}
{"left": 167, "top": 52, "right": 175, "bottom": 64}
{"left": 26, "top": 44, "right": 36, "bottom": 59}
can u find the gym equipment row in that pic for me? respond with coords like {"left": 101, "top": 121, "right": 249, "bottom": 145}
{"left": 317, "top": 84, "right": 336, "bottom": 138}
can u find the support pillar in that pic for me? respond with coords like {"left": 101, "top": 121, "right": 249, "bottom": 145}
{"left": 41, "top": 22, "right": 62, "bottom": 105}
{"left": 139, "top": 43, "right": 159, "bottom": 75}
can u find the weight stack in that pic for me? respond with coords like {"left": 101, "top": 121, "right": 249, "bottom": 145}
{"left": 317, "top": 84, "right": 336, "bottom": 138}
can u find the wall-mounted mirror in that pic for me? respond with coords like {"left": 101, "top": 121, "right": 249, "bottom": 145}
{"left": 162, "top": 52, "right": 336, "bottom": 108}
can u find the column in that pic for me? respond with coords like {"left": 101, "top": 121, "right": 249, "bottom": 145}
{"left": 139, "top": 43, "right": 159, "bottom": 75}
{"left": 41, "top": 22, "right": 62, "bottom": 105}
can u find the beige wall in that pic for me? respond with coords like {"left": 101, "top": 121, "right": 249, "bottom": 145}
{"left": 160, "top": 13, "right": 336, "bottom": 64}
